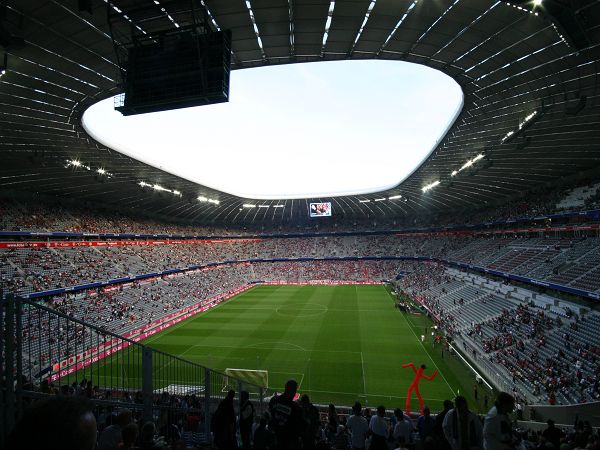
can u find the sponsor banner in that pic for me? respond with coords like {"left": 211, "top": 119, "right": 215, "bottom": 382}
{"left": 0, "top": 238, "right": 262, "bottom": 249}
{"left": 48, "top": 284, "right": 252, "bottom": 382}
{"left": 263, "top": 280, "right": 382, "bottom": 286}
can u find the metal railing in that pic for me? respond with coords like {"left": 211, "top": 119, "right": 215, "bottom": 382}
{"left": 1, "top": 293, "right": 266, "bottom": 446}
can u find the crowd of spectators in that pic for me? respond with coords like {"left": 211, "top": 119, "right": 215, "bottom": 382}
{"left": 1, "top": 178, "right": 600, "bottom": 236}
{"left": 6, "top": 384, "right": 600, "bottom": 450}
{"left": 399, "top": 265, "right": 599, "bottom": 406}
{"left": 4, "top": 233, "right": 600, "bottom": 297}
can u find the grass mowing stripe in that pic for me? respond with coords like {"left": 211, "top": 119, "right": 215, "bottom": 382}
{"left": 76, "top": 284, "right": 479, "bottom": 410}
{"left": 397, "top": 303, "right": 457, "bottom": 398}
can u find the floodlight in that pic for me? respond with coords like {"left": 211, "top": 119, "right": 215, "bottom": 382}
{"left": 533, "top": 0, "right": 542, "bottom": 6}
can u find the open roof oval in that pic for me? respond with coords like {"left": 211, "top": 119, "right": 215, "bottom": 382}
{"left": 82, "top": 60, "right": 463, "bottom": 200}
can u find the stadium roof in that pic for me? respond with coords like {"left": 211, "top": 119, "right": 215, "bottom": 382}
{"left": 0, "top": 0, "right": 599, "bottom": 225}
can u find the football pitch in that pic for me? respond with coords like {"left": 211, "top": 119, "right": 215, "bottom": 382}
{"left": 138, "top": 284, "right": 480, "bottom": 411}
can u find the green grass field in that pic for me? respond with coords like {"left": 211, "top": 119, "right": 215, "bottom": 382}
{"left": 131, "top": 284, "right": 488, "bottom": 412}
{"left": 77, "top": 284, "right": 491, "bottom": 413}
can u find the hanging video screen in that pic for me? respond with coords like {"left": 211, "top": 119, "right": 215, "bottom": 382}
{"left": 309, "top": 202, "right": 332, "bottom": 217}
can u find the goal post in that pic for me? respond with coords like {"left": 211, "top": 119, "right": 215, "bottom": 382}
{"left": 224, "top": 368, "right": 269, "bottom": 390}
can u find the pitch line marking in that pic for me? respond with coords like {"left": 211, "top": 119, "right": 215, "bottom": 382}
{"left": 360, "top": 351, "right": 367, "bottom": 397}
{"left": 400, "top": 312, "right": 457, "bottom": 398}
{"left": 180, "top": 342, "right": 361, "bottom": 355}
{"left": 244, "top": 341, "right": 308, "bottom": 352}
{"left": 303, "top": 387, "right": 448, "bottom": 402}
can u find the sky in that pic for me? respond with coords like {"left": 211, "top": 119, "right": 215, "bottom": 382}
{"left": 82, "top": 60, "right": 463, "bottom": 200}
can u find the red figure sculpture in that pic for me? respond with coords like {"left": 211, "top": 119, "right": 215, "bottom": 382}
{"left": 402, "top": 363, "right": 439, "bottom": 415}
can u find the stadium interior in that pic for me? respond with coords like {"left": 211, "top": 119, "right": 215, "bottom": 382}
{"left": 1, "top": 0, "right": 600, "bottom": 449}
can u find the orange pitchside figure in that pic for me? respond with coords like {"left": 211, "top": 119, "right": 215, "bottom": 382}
{"left": 402, "top": 363, "right": 438, "bottom": 415}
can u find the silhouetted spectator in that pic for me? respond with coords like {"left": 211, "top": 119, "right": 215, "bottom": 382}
{"left": 269, "top": 379, "right": 306, "bottom": 450}
{"left": 213, "top": 390, "right": 238, "bottom": 450}
{"left": 240, "top": 390, "right": 255, "bottom": 449}
{"left": 6, "top": 396, "right": 97, "bottom": 450}
{"left": 442, "top": 396, "right": 483, "bottom": 450}
{"left": 483, "top": 392, "right": 515, "bottom": 450}
{"left": 433, "top": 400, "right": 454, "bottom": 450}
{"left": 98, "top": 409, "right": 133, "bottom": 450}
{"left": 299, "top": 394, "right": 320, "bottom": 450}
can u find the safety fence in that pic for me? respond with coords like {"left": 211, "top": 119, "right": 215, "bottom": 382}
{"left": 0, "top": 293, "right": 267, "bottom": 446}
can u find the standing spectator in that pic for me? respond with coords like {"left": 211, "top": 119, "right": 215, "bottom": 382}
{"left": 299, "top": 394, "right": 320, "bottom": 450}
{"left": 347, "top": 402, "right": 369, "bottom": 450}
{"left": 253, "top": 415, "right": 275, "bottom": 450}
{"left": 417, "top": 406, "right": 435, "bottom": 442}
{"left": 433, "top": 400, "right": 454, "bottom": 450}
{"left": 240, "top": 391, "right": 255, "bottom": 450}
{"left": 213, "top": 390, "right": 238, "bottom": 450}
{"left": 269, "top": 379, "right": 306, "bottom": 450}
{"left": 541, "top": 420, "right": 564, "bottom": 450}
{"left": 327, "top": 404, "right": 340, "bottom": 443}
{"left": 442, "top": 396, "right": 483, "bottom": 450}
{"left": 392, "top": 408, "right": 413, "bottom": 448}
{"left": 483, "top": 392, "right": 515, "bottom": 450}
{"left": 369, "top": 405, "right": 389, "bottom": 450}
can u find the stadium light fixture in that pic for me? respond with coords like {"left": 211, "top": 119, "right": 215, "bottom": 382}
{"left": 273, "top": 204, "right": 285, "bottom": 208}
{"left": 258, "top": 205, "right": 269, "bottom": 208}
{"left": 359, "top": 199, "right": 371, "bottom": 203}
{"left": 198, "top": 195, "right": 220, "bottom": 205}
{"left": 422, "top": 180, "right": 440, "bottom": 193}
{"left": 0, "top": 53, "right": 7, "bottom": 77}
{"left": 374, "top": 198, "right": 386, "bottom": 202}
{"left": 533, "top": 0, "right": 542, "bottom": 6}
{"left": 243, "top": 204, "right": 256, "bottom": 208}
{"left": 388, "top": 195, "right": 402, "bottom": 200}
{"left": 501, "top": 110, "right": 538, "bottom": 144}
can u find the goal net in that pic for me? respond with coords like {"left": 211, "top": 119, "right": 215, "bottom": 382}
{"left": 223, "top": 368, "right": 269, "bottom": 390}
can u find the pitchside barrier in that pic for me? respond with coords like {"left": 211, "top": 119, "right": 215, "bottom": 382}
{"left": 0, "top": 293, "right": 266, "bottom": 446}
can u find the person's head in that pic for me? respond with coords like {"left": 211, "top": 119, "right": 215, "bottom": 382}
{"left": 6, "top": 396, "right": 97, "bottom": 450}
{"left": 141, "top": 421, "right": 156, "bottom": 444}
{"left": 329, "top": 404, "right": 336, "bottom": 413}
{"left": 121, "top": 423, "right": 139, "bottom": 449}
{"left": 241, "top": 390, "right": 249, "bottom": 403}
{"left": 454, "top": 396, "right": 468, "bottom": 414}
{"left": 377, "top": 405, "right": 385, "bottom": 417}
{"left": 421, "top": 364, "right": 426, "bottom": 370}
{"left": 394, "top": 408, "right": 404, "bottom": 420}
{"left": 116, "top": 409, "right": 133, "bottom": 428}
{"left": 443, "top": 399, "right": 454, "bottom": 411}
{"left": 225, "top": 389, "right": 236, "bottom": 402}
{"left": 284, "top": 379, "right": 298, "bottom": 397}
{"left": 422, "top": 406, "right": 430, "bottom": 417}
{"left": 300, "top": 394, "right": 311, "bottom": 405}
{"left": 495, "top": 392, "right": 515, "bottom": 414}
{"left": 547, "top": 419, "right": 555, "bottom": 429}
{"left": 352, "top": 401, "right": 362, "bottom": 415}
